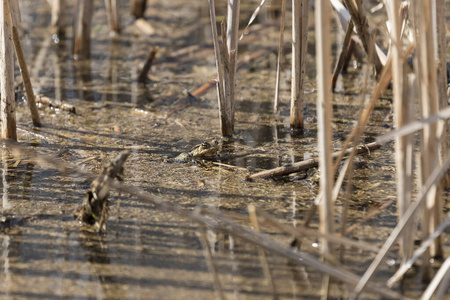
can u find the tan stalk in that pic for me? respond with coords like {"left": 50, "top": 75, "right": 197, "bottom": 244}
{"left": 0, "top": 0, "right": 16, "bottom": 140}
{"left": 51, "top": 0, "right": 66, "bottom": 36}
{"left": 420, "top": 257, "right": 450, "bottom": 300}
{"left": 105, "top": 0, "right": 120, "bottom": 33}
{"left": 315, "top": 0, "right": 333, "bottom": 255}
{"left": 387, "top": 0, "right": 414, "bottom": 264}
{"left": 342, "top": 0, "right": 383, "bottom": 74}
{"left": 8, "top": 0, "right": 40, "bottom": 126}
{"left": 435, "top": 0, "right": 449, "bottom": 188}
{"left": 273, "top": 0, "right": 286, "bottom": 112}
{"left": 414, "top": 0, "right": 442, "bottom": 274}
{"left": 73, "top": 0, "right": 93, "bottom": 60}
{"left": 290, "top": 0, "right": 308, "bottom": 130}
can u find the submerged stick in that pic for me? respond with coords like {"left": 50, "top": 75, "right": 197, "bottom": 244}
{"left": 137, "top": 46, "right": 159, "bottom": 83}
{"left": 247, "top": 142, "right": 380, "bottom": 180}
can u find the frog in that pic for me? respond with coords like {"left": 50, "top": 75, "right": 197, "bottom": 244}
{"left": 174, "top": 139, "right": 219, "bottom": 162}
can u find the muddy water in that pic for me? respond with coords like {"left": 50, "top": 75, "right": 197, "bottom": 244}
{"left": 1, "top": 0, "right": 449, "bottom": 299}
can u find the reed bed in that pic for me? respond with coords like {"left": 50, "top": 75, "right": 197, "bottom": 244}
{"left": 0, "top": 0, "right": 449, "bottom": 299}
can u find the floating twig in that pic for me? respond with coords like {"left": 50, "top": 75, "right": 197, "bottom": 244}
{"left": 247, "top": 142, "right": 381, "bottom": 180}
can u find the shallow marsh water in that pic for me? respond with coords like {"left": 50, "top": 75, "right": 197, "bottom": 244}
{"left": 1, "top": 0, "right": 449, "bottom": 299}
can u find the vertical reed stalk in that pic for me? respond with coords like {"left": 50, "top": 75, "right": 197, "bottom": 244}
{"left": 0, "top": 0, "right": 16, "bottom": 140}
{"left": 223, "top": 0, "right": 240, "bottom": 136}
{"left": 386, "top": 0, "right": 414, "bottom": 263}
{"left": 105, "top": 0, "right": 120, "bottom": 33}
{"left": 51, "top": 0, "right": 66, "bottom": 36}
{"left": 73, "top": 0, "right": 93, "bottom": 60}
{"left": 315, "top": 0, "right": 333, "bottom": 254}
{"left": 290, "top": 0, "right": 308, "bottom": 130}
{"left": 414, "top": 0, "right": 442, "bottom": 279}
{"left": 435, "top": 0, "right": 449, "bottom": 188}
{"left": 130, "top": 0, "right": 146, "bottom": 19}
{"left": 273, "top": 0, "right": 285, "bottom": 112}
{"left": 208, "top": 0, "right": 240, "bottom": 137}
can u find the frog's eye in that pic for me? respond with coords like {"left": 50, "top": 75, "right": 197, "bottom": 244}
{"left": 201, "top": 142, "right": 209, "bottom": 149}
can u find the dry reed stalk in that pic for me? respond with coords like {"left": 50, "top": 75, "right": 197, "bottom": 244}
{"left": 137, "top": 46, "right": 158, "bottom": 83}
{"left": 342, "top": 0, "right": 383, "bottom": 74}
{"left": 73, "top": 0, "right": 93, "bottom": 60}
{"left": 208, "top": 0, "right": 239, "bottom": 137}
{"left": 414, "top": 0, "right": 443, "bottom": 269}
{"left": 290, "top": 0, "right": 308, "bottom": 130}
{"left": 51, "top": 0, "right": 66, "bottom": 36}
{"left": 8, "top": 0, "right": 40, "bottom": 126}
{"left": 198, "top": 225, "right": 225, "bottom": 300}
{"left": 273, "top": 0, "right": 285, "bottom": 112}
{"left": 248, "top": 205, "right": 277, "bottom": 298}
{"left": 331, "top": 20, "right": 353, "bottom": 91}
{"left": 314, "top": 0, "right": 333, "bottom": 254}
{"left": 353, "top": 154, "right": 450, "bottom": 297}
{"left": 387, "top": 0, "right": 414, "bottom": 264}
{"left": 435, "top": 0, "right": 449, "bottom": 188}
{"left": 223, "top": 0, "right": 240, "bottom": 136}
{"left": 387, "top": 214, "right": 450, "bottom": 288}
{"left": 0, "top": 0, "right": 16, "bottom": 140}
{"left": 130, "top": 0, "right": 146, "bottom": 19}
{"left": 420, "top": 257, "right": 450, "bottom": 300}
{"left": 105, "top": 0, "right": 121, "bottom": 33}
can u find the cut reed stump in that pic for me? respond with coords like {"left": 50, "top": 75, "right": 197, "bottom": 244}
{"left": 247, "top": 142, "right": 381, "bottom": 180}
{"left": 0, "top": 0, "right": 16, "bottom": 140}
{"left": 130, "top": 0, "right": 146, "bottom": 19}
{"left": 290, "top": 0, "right": 309, "bottom": 130}
{"left": 73, "top": 0, "right": 93, "bottom": 60}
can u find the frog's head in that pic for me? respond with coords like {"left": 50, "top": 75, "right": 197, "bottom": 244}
{"left": 191, "top": 139, "right": 219, "bottom": 158}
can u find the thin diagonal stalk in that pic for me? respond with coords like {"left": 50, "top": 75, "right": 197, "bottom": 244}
{"left": 273, "top": 0, "right": 286, "bottom": 112}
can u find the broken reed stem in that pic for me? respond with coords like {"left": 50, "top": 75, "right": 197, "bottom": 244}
{"left": 248, "top": 205, "right": 278, "bottom": 298}
{"left": 137, "top": 46, "right": 159, "bottom": 83}
{"left": 51, "top": 0, "right": 66, "bottom": 36}
{"left": 420, "top": 257, "right": 450, "bottom": 300}
{"left": 331, "top": 20, "right": 353, "bottom": 91}
{"left": 342, "top": 0, "right": 383, "bottom": 74}
{"left": 198, "top": 225, "right": 225, "bottom": 300}
{"left": 9, "top": 2, "right": 40, "bottom": 126}
{"left": 73, "top": 0, "right": 93, "bottom": 60}
{"left": 207, "top": 0, "right": 226, "bottom": 135}
{"left": 290, "top": 0, "right": 308, "bottom": 130}
{"left": 314, "top": 0, "right": 333, "bottom": 254}
{"left": 247, "top": 142, "right": 381, "bottom": 180}
{"left": 0, "top": 0, "right": 16, "bottom": 140}
{"left": 105, "top": 0, "right": 121, "bottom": 33}
{"left": 273, "top": 0, "right": 286, "bottom": 112}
